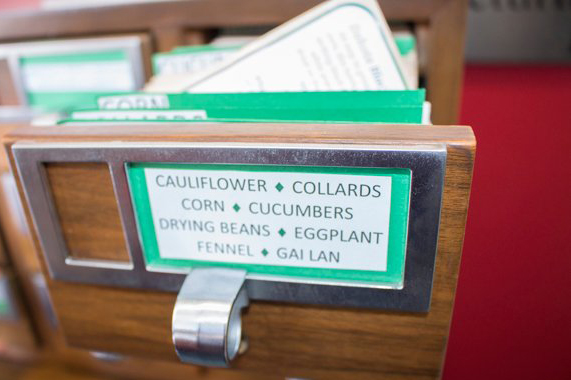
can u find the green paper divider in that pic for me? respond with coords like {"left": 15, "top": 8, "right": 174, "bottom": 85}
{"left": 20, "top": 50, "right": 127, "bottom": 65}
{"left": 395, "top": 35, "right": 416, "bottom": 56}
{"left": 70, "top": 104, "right": 424, "bottom": 124}
{"left": 96, "top": 90, "right": 425, "bottom": 110}
{"left": 0, "top": 300, "right": 9, "bottom": 316}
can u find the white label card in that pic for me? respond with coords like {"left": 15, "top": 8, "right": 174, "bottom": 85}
{"left": 145, "top": 0, "right": 409, "bottom": 92}
{"left": 154, "top": 49, "right": 238, "bottom": 76}
{"left": 71, "top": 110, "right": 207, "bottom": 121}
{"left": 143, "top": 168, "right": 392, "bottom": 272}
{"left": 22, "top": 61, "right": 135, "bottom": 92}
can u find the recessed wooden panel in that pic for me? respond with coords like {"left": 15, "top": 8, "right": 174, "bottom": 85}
{"left": 45, "top": 163, "right": 130, "bottom": 263}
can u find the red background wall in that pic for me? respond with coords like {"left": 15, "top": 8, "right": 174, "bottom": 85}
{"left": 443, "top": 65, "right": 571, "bottom": 380}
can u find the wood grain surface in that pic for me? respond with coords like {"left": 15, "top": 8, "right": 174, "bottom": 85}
{"left": 4, "top": 123, "right": 475, "bottom": 380}
{"left": 0, "top": 126, "right": 43, "bottom": 364}
{"left": 0, "top": 125, "right": 15, "bottom": 172}
{"left": 0, "top": 361, "right": 128, "bottom": 380}
{"left": 0, "top": 270, "right": 38, "bottom": 361}
{"left": 0, "top": 220, "right": 7, "bottom": 266}
{"left": 425, "top": 0, "right": 468, "bottom": 125}
{"left": 46, "top": 163, "right": 130, "bottom": 263}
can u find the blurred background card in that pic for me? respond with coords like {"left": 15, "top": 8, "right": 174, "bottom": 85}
{"left": 146, "top": 0, "right": 410, "bottom": 92}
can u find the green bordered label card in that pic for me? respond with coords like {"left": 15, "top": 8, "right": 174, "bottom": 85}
{"left": 128, "top": 163, "right": 411, "bottom": 288}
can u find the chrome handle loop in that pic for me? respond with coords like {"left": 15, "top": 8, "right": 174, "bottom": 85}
{"left": 172, "top": 268, "right": 249, "bottom": 367}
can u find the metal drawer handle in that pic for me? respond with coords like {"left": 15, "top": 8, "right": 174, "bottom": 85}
{"left": 172, "top": 268, "right": 249, "bottom": 367}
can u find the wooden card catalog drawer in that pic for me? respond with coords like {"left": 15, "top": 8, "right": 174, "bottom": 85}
{"left": 4, "top": 123, "right": 475, "bottom": 379}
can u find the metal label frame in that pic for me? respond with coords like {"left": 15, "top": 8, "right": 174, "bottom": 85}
{"left": 13, "top": 141, "right": 446, "bottom": 312}
{"left": 0, "top": 36, "right": 147, "bottom": 105}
